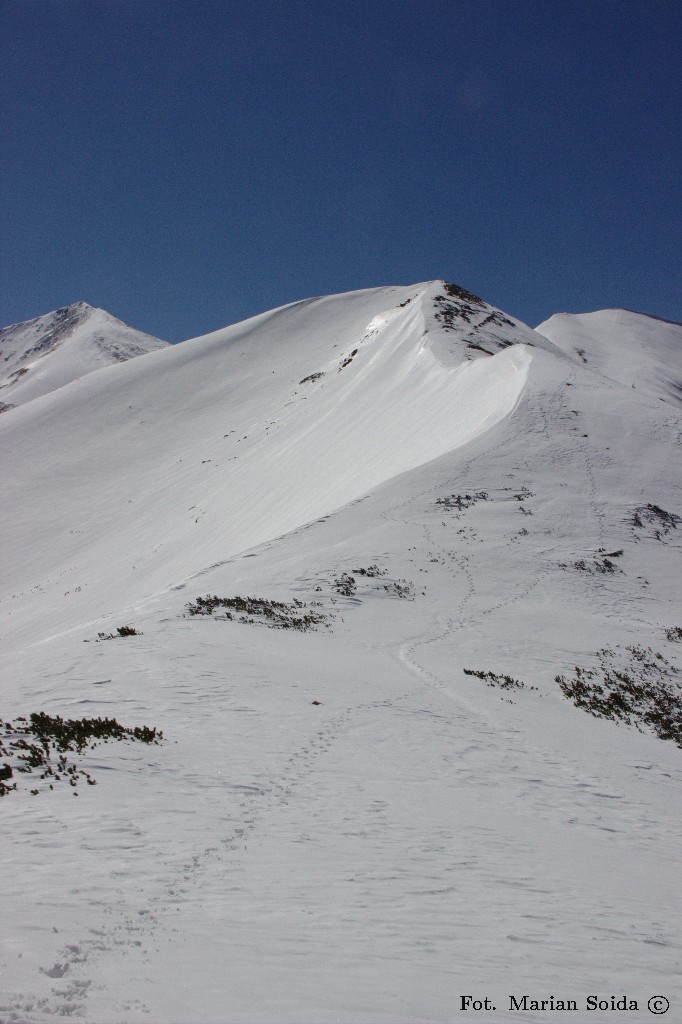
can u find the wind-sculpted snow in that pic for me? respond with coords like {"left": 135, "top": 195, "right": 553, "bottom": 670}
{"left": 1, "top": 282, "right": 680, "bottom": 1023}
{"left": 0, "top": 283, "right": 532, "bottom": 647}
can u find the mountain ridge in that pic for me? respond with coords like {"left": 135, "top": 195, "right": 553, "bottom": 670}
{"left": 1, "top": 279, "right": 680, "bottom": 1023}
{"left": 0, "top": 281, "right": 542, "bottom": 645}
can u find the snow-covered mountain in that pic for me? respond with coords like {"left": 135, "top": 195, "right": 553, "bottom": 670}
{"left": 1, "top": 282, "right": 680, "bottom": 1023}
{"left": 0, "top": 301, "right": 169, "bottom": 411}
{"left": 536, "top": 307, "right": 682, "bottom": 407}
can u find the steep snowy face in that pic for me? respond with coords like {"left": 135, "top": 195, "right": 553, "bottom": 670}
{"left": 0, "top": 302, "right": 169, "bottom": 411}
{"left": 536, "top": 308, "right": 682, "bottom": 407}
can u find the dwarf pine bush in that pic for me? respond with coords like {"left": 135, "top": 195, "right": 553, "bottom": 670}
{"left": 0, "top": 713, "right": 163, "bottom": 797}
{"left": 186, "top": 594, "right": 327, "bottom": 631}
{"left": 556, "top": 645, "right": 681, "bottom": 746}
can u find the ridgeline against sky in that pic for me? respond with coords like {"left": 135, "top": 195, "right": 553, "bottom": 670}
{"left": 1, "top": 0, "right": 680, "bottom": 341}
{"left": 2, "top": 279, "right": 681, "bottom": 1017}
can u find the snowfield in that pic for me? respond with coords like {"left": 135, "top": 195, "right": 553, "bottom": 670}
{"left": 1, "top": 282, "right": 680, "bottom": 1023}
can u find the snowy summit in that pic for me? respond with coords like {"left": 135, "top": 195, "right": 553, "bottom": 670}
{"left": 1, "top": 281, "right": 680, "bottom": 1023}
{"left": 0, "top": 301, "right": 168, "bottom": 411}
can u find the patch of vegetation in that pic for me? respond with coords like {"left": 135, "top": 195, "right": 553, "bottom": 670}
{"left": 631, "top": 503, "right": 681, "bottom": 541}
{"left": 664, "top": 626, "right": 682, "bottom": 643}
{"left": 556, "top": 645, "right": 681, "bottom": 747}
{"left": 437, "top": 491, "right": 488, "bottom": 512}
{"left": 0, "top": 713, "right": 163, "bottom": 797}
{"left": 333, "top": 573, "right": 357, "bottom": 597}
{"left": 329, "top": 569, "right": 414, "bottom": 601}
{"left": 383, "top": 579, "right": 414, "bottom": 599}
{"left": 464, "top": 668, "right": 537, "bottom": 691}
{"left": 186, "top": 594, "right": 328, "bottom": 631}
{"left": 558, "top": 556, "right": 622, "bottom": 575}
{"left": 299, "top": 372, "right": 324, "bottom": 384}
{"left": 85, "top": 626, "right": 143, "bottom": 642}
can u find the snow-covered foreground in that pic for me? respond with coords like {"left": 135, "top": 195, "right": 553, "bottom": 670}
{"left": 1, "top": 283, "right": 680, "bottom": 1022}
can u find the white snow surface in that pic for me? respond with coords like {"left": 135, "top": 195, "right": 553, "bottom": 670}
{"left": 0, "top": 302, "right": 169, "bottom": 411}
{"left": 536, "top": 307, "right": 682, "bottom": 407}
{"left": 1, "top": 282, "right": 680, "bottom": 1023}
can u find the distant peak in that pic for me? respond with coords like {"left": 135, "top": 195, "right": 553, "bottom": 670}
{"left": 55, "top": 301, "right": 92, "bottom": 317}
{"left": 539, "top": 307, "right": 682, "bottom": 329}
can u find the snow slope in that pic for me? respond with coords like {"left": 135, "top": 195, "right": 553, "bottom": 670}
{"left": 1, "top": 282, "right": 680, "bottom": 1023}
{"left": 0, "top": 282, "right": 553, "bottom": 650}
{"left": 0, "top": 302, "right": 169, "bottom": 411}
{"left": 536, "top": 307, "right": 682, "bottom": 408}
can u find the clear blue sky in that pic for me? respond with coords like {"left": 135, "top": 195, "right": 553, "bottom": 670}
{"left": 1, "top": 0, "right": 680, "bottom": 342}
